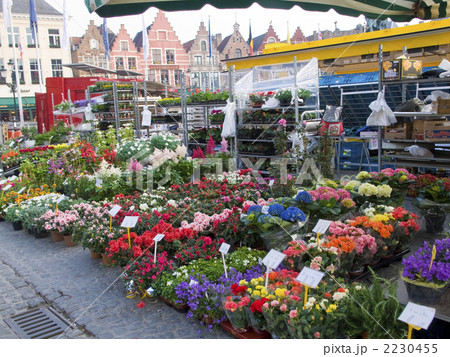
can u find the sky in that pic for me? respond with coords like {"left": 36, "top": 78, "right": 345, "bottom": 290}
{"left": 43, "top": 1, "right": 376, "bottom": 44}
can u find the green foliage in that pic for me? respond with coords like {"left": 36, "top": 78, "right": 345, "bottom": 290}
{"left": 92, "top": 126, "right": 117, "bottom": 154}
{"left": 151, "top": 158, "right": 194, "bottom": 189}
{"left": 35, "top": 121, "right": 70, "bottom": 145}
{"left": 339, "top": 269, "right": 408, "bottom": 339}
{"left": 21, "top": 126, "right": 37, "bottom": 140}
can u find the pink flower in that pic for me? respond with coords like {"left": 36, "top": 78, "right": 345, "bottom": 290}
{"left": 314, "top": 332, "right": 321, "bottom": 338}
{"left": 289, "top": 309, "right": 298, "bottom": 318}
{"left": 271, "top": 300, "right": 280, "bottom": 307}
{"left": 280, "top": 304, "right": 287, "bottom": 312}
{"left": 262, "top": 303, "right": 269, "bottom": 309}
{"left": 278, "top": 119, "right": 287, "bottom": 127}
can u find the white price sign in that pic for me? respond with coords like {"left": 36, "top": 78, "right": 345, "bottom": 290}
{"left": 9, "top": 141, "right": 15, "bottom": 147}
{"left": 120, "top": 216, "right": 139, "bottom": 228}
{"left": 19, "top": 172, "right": 23, "bottom": 177}
{"left": 268, "top": 179, "right": 274, "bottom": 187}
{"left": 96, "top": 178, "right": 103, "bottom": 188}
{"left": 261, "top": 206, "right": 269, "bottom": 214}
{"left": 261, "top": 249, "right": 286, "bottom": 270}
{"left": 109, "top": 204, "right": 121, "bottom": 217}
{"left": 10, "top": 175, "right": 17, "bottom": 180}
{"left": 219, "top": 243, "right": 231, "bottom": 255}
{"left": 126, "top": 280, "right": 134, "bottom": 292}
{"left": 17, "top": 187, "right": 26, "bottom": 194}
{"left": 312, "top": 219, "right": 333, "bottom": 235}
{"left": 63, "top": 178, "right": 69, "bottom": 184}
{"left": 2, "top": 184, "right": 12, "bottom": 191}
{"left": 142, "top": 112, "right": 152, "bottom": 126}
{"left": 398, "top": 302, "right": 436, "bottom": 329}
{"left": 296, "top": 267, "right": 325, "bottom": 289}
{"left": 56, "top": 195, "right": 66, "bottom": 204}
{"left": 49, "top": 136, "right": 54, "bottom": 140}
{"left": 0, "top": 180, "right": 6, "bottom": 185}
{"left": 154, "top": 234, "right": 165, "bottom": 242}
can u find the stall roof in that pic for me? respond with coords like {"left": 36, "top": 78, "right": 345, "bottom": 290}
{"left": 85, "top": 1, "right": 450, "bottom": 21}
{"left": 63, "top": 63, "right": 144, "bottom": 77}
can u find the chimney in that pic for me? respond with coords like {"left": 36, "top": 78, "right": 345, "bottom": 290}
{"left": 215, "top": 33, "right": 222, "bottom": 46}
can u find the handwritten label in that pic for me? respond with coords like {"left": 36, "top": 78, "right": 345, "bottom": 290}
{"left": 109, "top": 204, "right": 121, "bottom": 217}
{"left": 2, "top": 184, "right": 12, "bottom": 191}
{"left": 261, "top": 206, "right": 269, "bottom": 214}
{"left": 120, "top": 216, "right": 139, "bottom": 228}
{"left": 96, "top": 178, "right": 103, "bottom": 188}
{"left": 312, "top": 219, "right": 333, "bottom": 235}
{"left": 219, "top": 243, "right": 231, "bottom": 255}
{"left": 268, "top": 180, "right": 274, "bottom": 187}
{"left": 17, "top": 187, "right": 26, "bottom": 194}
{"left": 398, "top": 302, "right": 436, "bottom": 330}
{"left": 56, "top": 195, "right": 66, "bottom": 204}
{"left": 154, "top": 234, "right": 165, "bottom": 242}
{"left": 296, "top": 267, "right": 325, "bottom": 289}
{"left": 261, "top": 249, "right": 286, "bottom": 270}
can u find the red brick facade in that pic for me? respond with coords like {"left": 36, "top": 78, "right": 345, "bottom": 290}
{"left": 110, "top": 24, "right": 140, "bottom": 72}
{"left": 291, "top": 27, "right": 307, "bottom": 44}
{"left": 253, "top": 25, "right": 281, "bottom": 55}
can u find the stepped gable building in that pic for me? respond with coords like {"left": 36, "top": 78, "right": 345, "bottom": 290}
{"left": 71, "top": 20, "right": 115, "bottom": 76}
{"left": 133, "top": 10, "right": 189, "bottom": 86}
{"left": 217, "top": 23, "right": 251, "bottom": 60}
{"left": 109, "top": 24, "right": 141, "bottom": 72}
{"left": 182, "top": 21, "right": 221, "bottom": 90}
{"left": 252, "top": 24, "right": 281, "bottom": 55}
{"left": 291, "top": 27, "right": 307, "bottom": 44}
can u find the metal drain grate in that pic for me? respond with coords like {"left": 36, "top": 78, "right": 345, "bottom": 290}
{"left": 4, "top": 308, "right": 69, "bottom": 339}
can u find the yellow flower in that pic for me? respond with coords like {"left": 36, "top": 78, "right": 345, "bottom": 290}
{"left": 247, "top": 288, "right": 252, "bottom": 294}
{"left": 260, "top": 288, "right": 268, "bottom": 297}
{"left": 315, "top": 304, "right": 321, "bottom": 310}
{"left": 255, "top": 285, "right": 264, "bottom": 290}
{"left": 326, "top": 304, "right": 337, "bottom": 313}
{"left": 372, "top": 214, "right": 389, "bottom": 222}
{"left": 252, "top": 290, "right": 261, "bottom": 296}
{"left": 267, "top": 294, "right": 276, "bottom": 300}
{"left": 239, "top": 280, "right": 248, "bottom": 286}
{"left": 399, "top": 175, "right": 408, "bottom": 183}
{"left": 274, "top": 288, "right": 287, "bottom": 298}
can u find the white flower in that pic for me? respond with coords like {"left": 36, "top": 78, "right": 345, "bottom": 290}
{"left": 139, "top": 203, "right": 149, "bottom": 211}
{"left": 355, "top": 285, "right": 362, "bottom": 291}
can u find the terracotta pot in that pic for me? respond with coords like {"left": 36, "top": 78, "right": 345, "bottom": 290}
{"left": 90, "top": 249, "right": 102, "bottom": 259}
{"left": 51, "top": 230, "right": 64, "bottom": 242}
{"left": 101, "top": 253, "right": 112, "bottom": 266}
{"left": 63, "top": 234, "right": 76, "bottom": 247}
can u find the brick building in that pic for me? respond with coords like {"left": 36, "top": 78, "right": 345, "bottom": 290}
{"left": 71, "top": 20, "right": 115, "bottom": 76}
{"left": 291, "top": 27, "right": 307, "bottom": 44}
{"left": 109, "top": 24, "right": 140, "bottom": 73}
{"left": 252, "top": 24, "right": 281, "bottom": 55}
{"left": 217, "top": 23, "right": 251, "bottom": 61}
{"left": 134, "top": 10, "right": 190, "bottom": 87}
{"left": 183, "top": 21, "right": 221, "bottom": 90}
{"left": 307, "top": 23, "right": 365, "bottom": 41}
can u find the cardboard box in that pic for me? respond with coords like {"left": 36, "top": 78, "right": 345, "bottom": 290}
{"left": 424, "top": 119, "right": 450, "bottom": 141}
{"left": 382, "top": 59, "right": 422, "bottom": 81}
{"left": 413, "top": 120, "right": 424, "bottom": 140}
{"left": 432, "top": 97, "right": 450, "bottom": 114}
{"left": 384, "top": 122, "right": 412, "bottom": 139}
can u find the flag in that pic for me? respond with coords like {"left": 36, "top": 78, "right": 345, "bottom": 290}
{"left": 287, "top": 22, "right": 291, "bottom": 45}
{"left": 142, "top": 15, "right": 149, "bottom": 63}
{"left": 61, "top": 0, "right": 69, "bottom": 48}
{"left": 2, "top": 0, "right": 12, "bottom": 30}
{"left": 103, "top": 18, "right": 110, "bottom": 60}
{"left": 30, "top": 0, "right": 38, "bottom": 43}
{"left": 248, "top": 20, "right": 253, "bottom": 55}
{"left": 318, "top": 24, "right": 322, "bottom": 40}
{"left": 19, "top": 41, "right": 23, "bottom": 59}
{"left": 208, "top": 17, "right": 212, "bottom": 58}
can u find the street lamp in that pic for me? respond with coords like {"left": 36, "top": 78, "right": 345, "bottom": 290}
{"left": 7, "top": 59, "right": 18, "bottom": 126}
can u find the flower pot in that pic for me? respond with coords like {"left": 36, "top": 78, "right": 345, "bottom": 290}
{"left": 51, "top": 230, "right": 64, "bottom": 242}
{"left": 27, "top": 228, "right": 34, "bottom": 235}
{"left": 64, "top": 234, "right": 76, "bottom": 247}
{"left": 12, "top": 221, "right": 23, "bottom": 231}
{"left": 251, "top": 103, "right": 264, "bottom": 108}
{"left": 404, "top": 279, "right": 447, "bottom": 305}
{"left": 101, "top": 253, "right": 112, "bottom": 266}
{"left": 90, "top": 249, "right": 102, "bottom": 259}
{"left": 244, "top": 307, "right": 267, "bottom": 333}
{"left": 34, "top": 230, "right": 49, "bottom": 239}
{"left": 224, "top": 309, "right": 248, "bottom": 332}
{"left": 424, "top": 210, "right": 447, "bottom": 234}
{"left": 349, "top": 266, "right": 365, "bottom": 278}
{"left": 159, "top": 296, "right": 188, "bottom": 312}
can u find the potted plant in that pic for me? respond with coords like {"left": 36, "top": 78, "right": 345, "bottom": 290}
{"left": 3, "top": 204, "right": 23, "bottom": 230}
{"left": 275, "top": 89, "right": 292, "bottom": 106}
{"left": 21, "top": 126, "right": 37, "bottom": 148}
{"left": 401, "top": 238, "right": 450, "bottom": 305}
{"left": 248, "top": 92, "right": 267, "bottom": 107}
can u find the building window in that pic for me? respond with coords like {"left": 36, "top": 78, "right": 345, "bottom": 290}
{"left": 234, "top": 49, "right": 242, "bottom": 58}
{"left": 267, "top": 37, "right": 276, "bottom": 44}
{"left": 128, "top": 57, "right": 137, "bottom": 70}
{"left": 361, "top": 54, "right": 374, "bottom": 59}
{"left": 160, "top": 69, "right": 169, "bottom": 84}
{"left": 10, "top": 59, "right": 25, "bottom": 84}
{"left": 0, "top": 59, "right": 6, "bottom": 84}
{"left": 120, "top": 40, "right": 129, "bottom": 51}
{"left": 98, "top": 56, "right": 107, "bottom": 68}
{"left": 26, "top": 28, "right": 35, "bottom": 47}
{"left": 201, "top": 41, "right": 206, "bottom": 51}
{"left": 83, "top": 56, "right": 94, "bottom": 65}
{"left": 48, "top": 29, "right": 60, "bottom": 48}
{"left": 207, "top": 56, "right": 214, "bottom": 65}
{"left": 152, "top": 49, "right": 161, "bottom": 64}
{"left": 7, "top": 27, "right": 20, "bottom": 47}
{"left": 166, "top": 49, "right": 175, "bottom": 64}
{"left": 30, "top": 59, "right": 42, "bottom": 84}
{"left": 158, "top": 31, "right": 167, "bottom": 40}
{"left": 407, "top": 47, "right": 422, "bottom": 54}
{"left": 194, "top": 55, "right": 202, "bottom": 65}
{"left": 90, "top": 39, "right": 99, "bottom": 49}
{"left": 225, "top": 54, "right": 229, "bottom": 60}
{"left": 323, "top": 58, "right": 335, "bottom": 65}
{"left": 51, "top": 59, "right": 63, "bottom": 77}
{"left": 116, "top": 57, "right": 124, "bottom": 69}
{"left": 174, "top": 70, "right": 181, "bottom": 85}
{"left": 150, "top": 69, "right": 156, "bottom": 82}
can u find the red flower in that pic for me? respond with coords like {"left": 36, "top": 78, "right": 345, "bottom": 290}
{"left": 137, "top": 301, "right": 146, "bottom": 309}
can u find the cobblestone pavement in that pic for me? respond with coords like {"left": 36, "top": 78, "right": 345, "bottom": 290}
{"left": 0, "top": 222, "right": 230, "bottom": 339}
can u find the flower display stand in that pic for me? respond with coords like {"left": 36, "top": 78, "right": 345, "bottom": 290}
{"left": 220, "top": 320, "right": 271, "bottom": 339}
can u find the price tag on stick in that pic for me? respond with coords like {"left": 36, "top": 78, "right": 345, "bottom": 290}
{"left": 219, "top": 243, "right": 231, "bottom": 278}
{"left": 398, "top": 302, "right": 436, "bottom": 339}
{"left": 262, "top": 249, "right": 286, "bottom": 289}
{"left": 96, "top": 178, "right": 103, "bottom": 189}
{"left": 268, "top": 179, "right": 274, "bottom": 187}
{"left": 109, "top": 205, "right": 121, "bottom": 217}
{"left": 2, "top": 184, "right": 12, "bottom": 191}
{"left": 17, "top": 187, "right": 26, "bottom": 194}
{"left": 296, "top": 267, "right": 325, "bottom": 308}
{"left": 153, "top": 234, "right": 165, "bottom": 263}
{"left": 312, "top": 219, "right": 332, "bottom": 235}
{"left": 120, "top": 216, "right": 139, "bottom": 248}
{"left": 261, "top": 206, "right": 269, "bottom": 214}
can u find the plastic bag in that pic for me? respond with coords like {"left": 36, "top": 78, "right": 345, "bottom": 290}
{"left": 221, "top": 100, "right": 236, "bottom": 138}
{"left": 141, "top": 106, "right": 152, "bottom": 127}
{"left": 424, "top": 90, "right": 450, "bottom": 103}
{"left": 394, "top": 98, "right": 424, "bottom": 112}
{"left": 84, "top": 103, "right": 96, "bottom": 121}
{"left": 323, "top": 105, "right": 343, "bottom": 123}
{"left": 438, "top": 59, "right": 450, "bottom": 78}
{"left": 404, "top": 145, "right": 434, "bottom": 158}
{"left": 366, "top": 91, "right": 396, "bottom": 126}
{"left": 262, "top": 97, "right": 280, "bottom": 109}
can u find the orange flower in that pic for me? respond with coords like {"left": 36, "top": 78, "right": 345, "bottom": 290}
{"left": 325, "top": 235, "right": 355, "bottom": 253}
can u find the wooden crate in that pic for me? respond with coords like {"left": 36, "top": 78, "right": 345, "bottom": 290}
{"left": 436, "top": 97, "right": 450, "bottom": 114}
{"left": 424, "top": 119, "right": 450, "bottom": 141}
{"left": 384, "top": 122, "right": 412, "bottom": 140}
{"left": 412, "top": 120, "right": 424, "bottom": 140}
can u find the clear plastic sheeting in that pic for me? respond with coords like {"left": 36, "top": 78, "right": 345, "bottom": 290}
{"left": 234, "top": 58, "right": 319, "bottom": 109}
